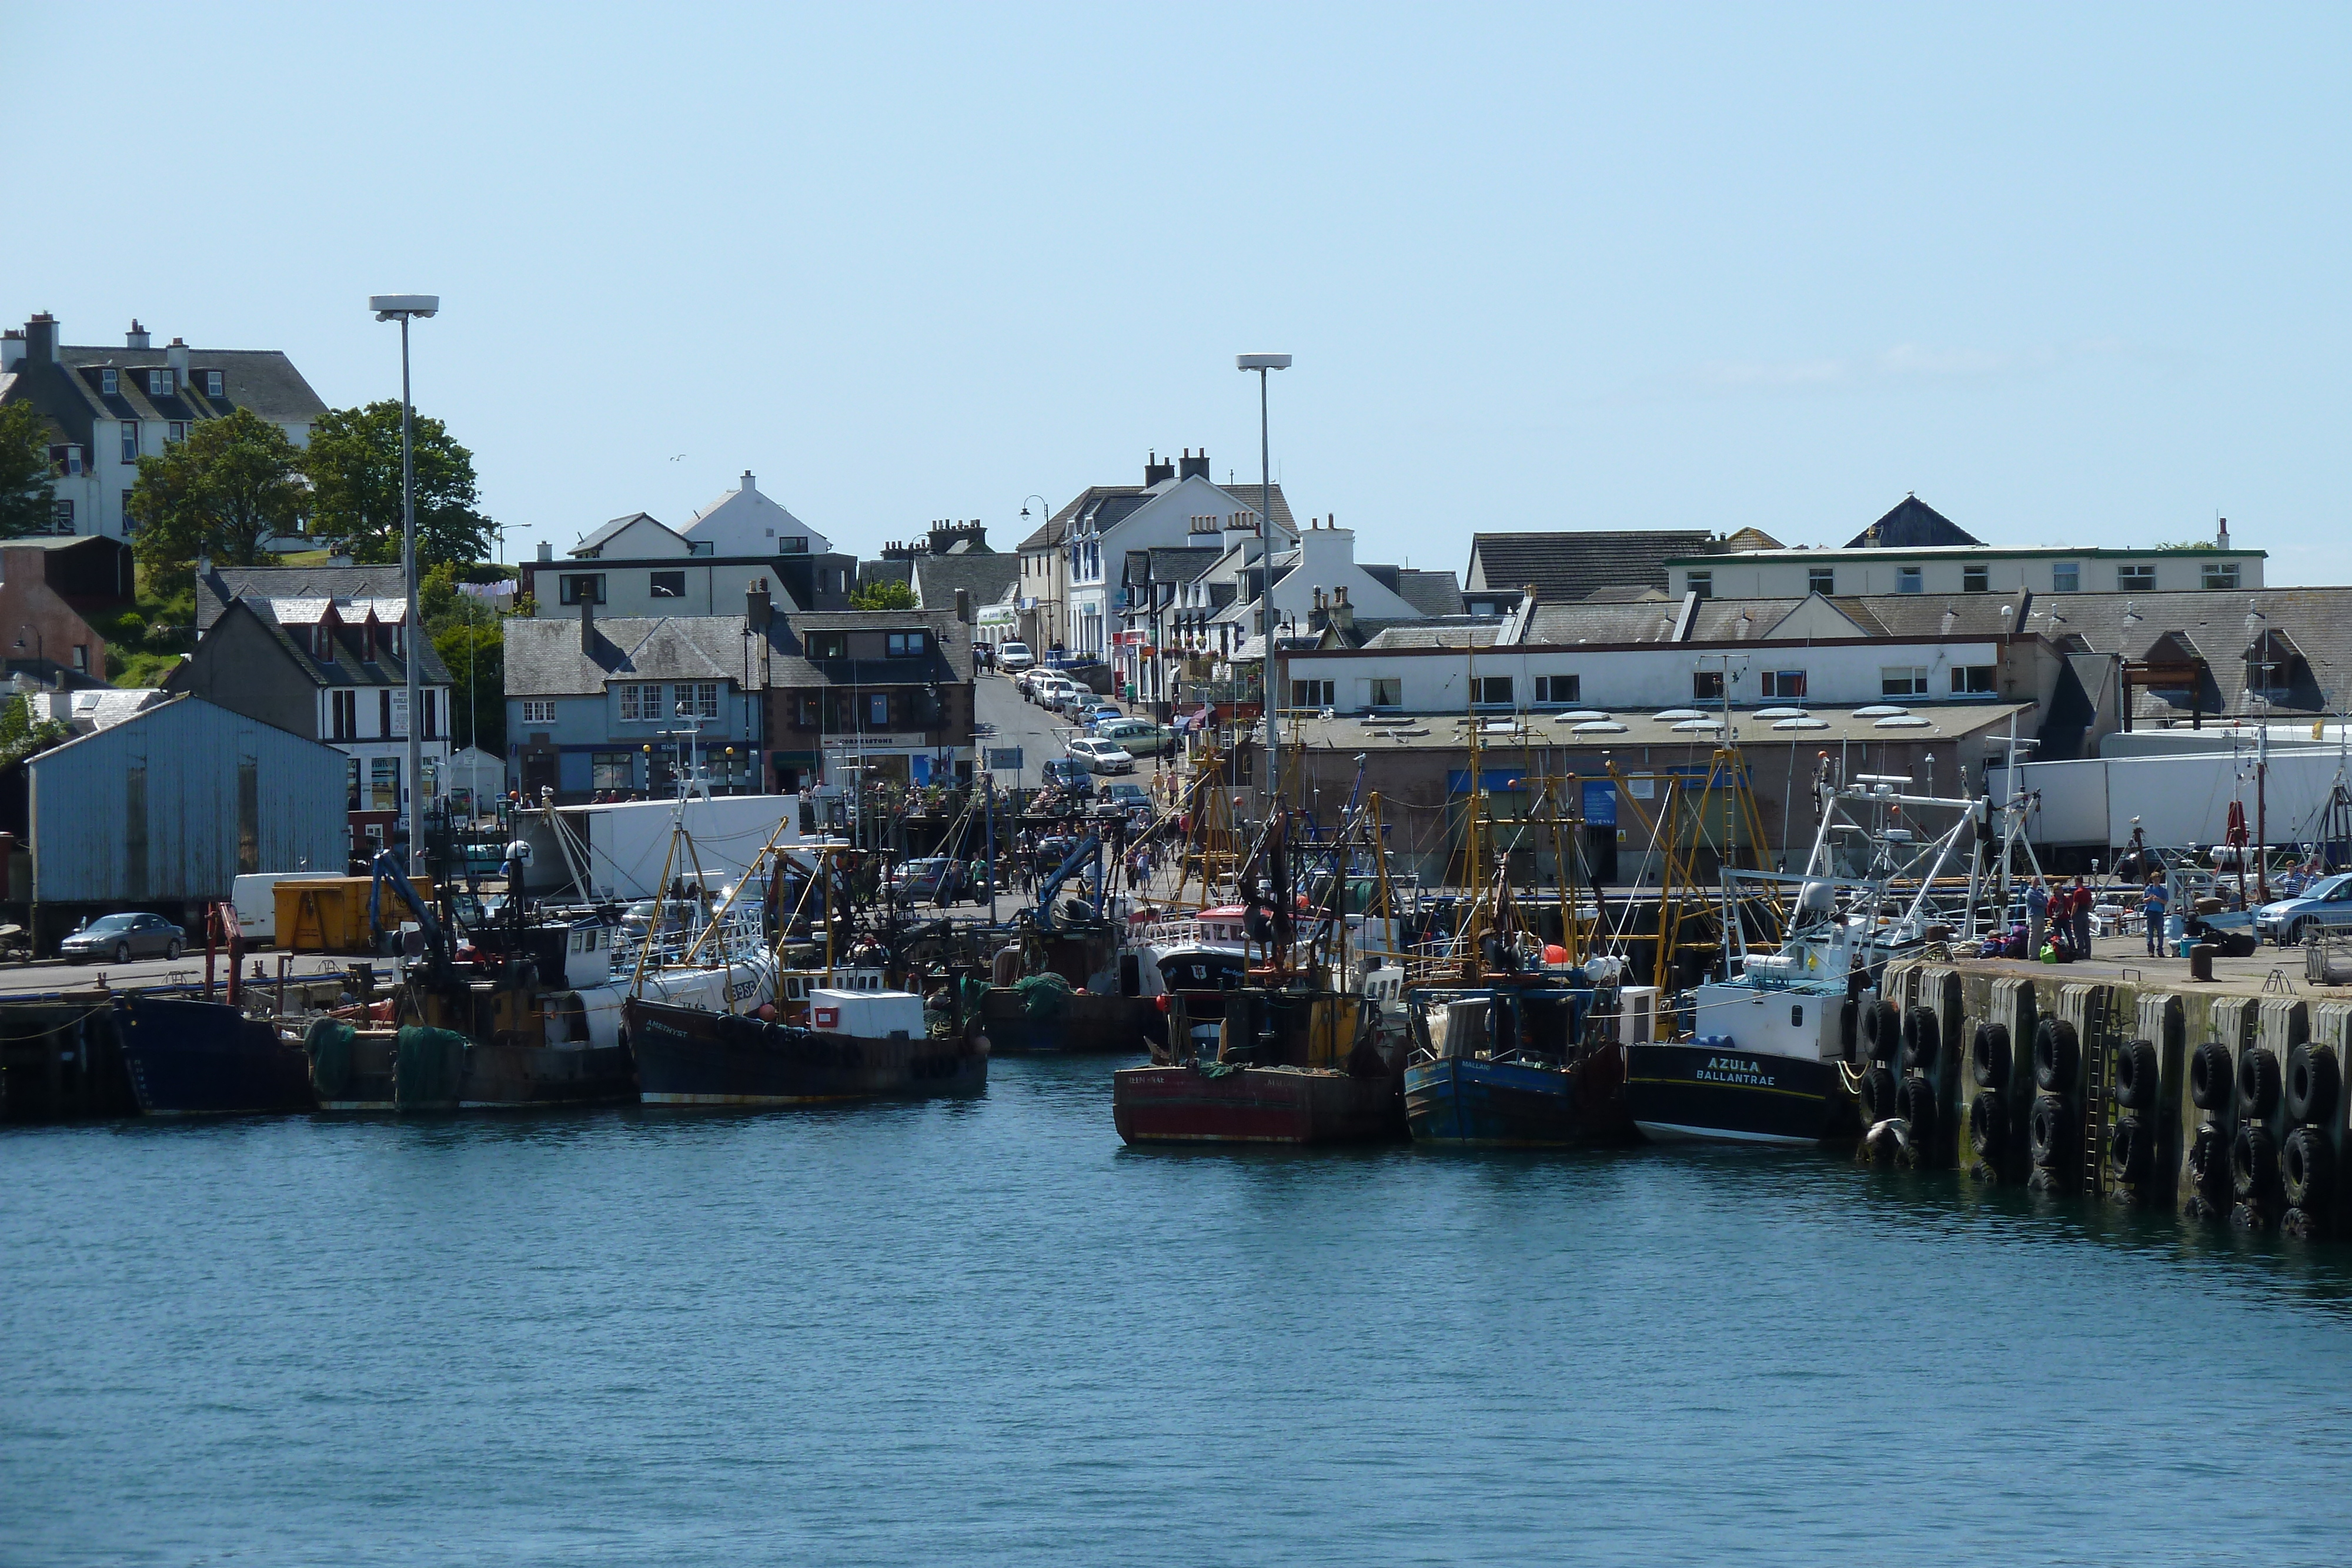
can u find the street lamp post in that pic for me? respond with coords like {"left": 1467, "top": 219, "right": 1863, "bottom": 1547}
{"left": 370, "top": 295, "right": 439, "bottom": 876}
{"left": 1235, "top": 353, "right": 1291, "bottom": 817}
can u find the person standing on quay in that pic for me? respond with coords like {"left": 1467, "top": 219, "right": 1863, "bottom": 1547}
{"left": 2027, "top": 875, "right": 2049, "bottom": 957}
{"left": 2141, "top": 872, "right": 2170, "bottom": 957}
{"left": 2071, "top": 875, "right": 2094, "bottom": 957}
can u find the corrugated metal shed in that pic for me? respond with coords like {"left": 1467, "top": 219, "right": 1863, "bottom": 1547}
{"left": 28, "top": 694, "right": 347, "bottom": 905}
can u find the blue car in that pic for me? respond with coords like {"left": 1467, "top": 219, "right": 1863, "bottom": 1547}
{"left": 2254, "top": 872, "right": 2352, "bottom": 945}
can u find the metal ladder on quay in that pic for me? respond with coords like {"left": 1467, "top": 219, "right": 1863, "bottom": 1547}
{"left": 2083, "top": 992, "right": 2112, "bottom": 1199}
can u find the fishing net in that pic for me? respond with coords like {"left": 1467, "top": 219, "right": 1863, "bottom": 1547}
{"left": 305, "top": 1018, "right": 355, "bottom": 1101}
{"left": 395, "top": 1025, "right": 469, "bottom": 1108}
{"left": 1011, "top": 971, "right": 1075, "bottom": 1019}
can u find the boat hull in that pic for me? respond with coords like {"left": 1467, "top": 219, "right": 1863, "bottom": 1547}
{"left": 1624, "top": 1041, "right": 1854, "bottom": 1146}
{"left": 977, "top": 988, "right": 1157, "bottom": 1055}
{"left": 1404, "top": 1052, "right": 1632, "bottom": 1146}
{"left": 629, "top": 999, "right": 988, "bottom": 1104}
{"left": 1112, "top": 1062, "right": 1404, "bottom": 1145}
{"left": 304, "top": 1022, "right": 636, "bottom": 1111}
{"left": 118, "top": 997, "right": 316, "bottom": 1116}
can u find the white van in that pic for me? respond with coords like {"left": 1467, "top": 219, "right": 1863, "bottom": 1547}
{"left": 995, "top": 641, "right": 1035, "bottom": 673}
{"left": 232, "top": 872, "right": 332, "bottom": 947}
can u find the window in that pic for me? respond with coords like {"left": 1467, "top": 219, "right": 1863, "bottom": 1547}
{"left": 369, "top": 757, "right": 400, "bottom": 813}
{"left": 673, "top": 683, "right": 718, "bottom": 720}
{"left": 166, "top": 421, "right": 189, "bottom": 444}
{"left": 422, "top": 691, "right": 437, "bottom": 740}
{"left": 101, "top": 367, "right": 118, "bottom": 396}
{"left": 71, "top": 644, "right": 86, "bottom": 671}
{"left": 557, "top": 574, "right": 605, "bottom": 605}
{"left": 1952, "top": 665, "right": 1997, "bottom": 694}
{"left": 1291, "top": 678, "right": 1337, "bottom": 708}
{"left": 1962, "top": 564, "right": 1989, "bottom": 594}
{"left": 1807, "top": 567, "right": 1835, "bottom": 596}
{"left": 1896, "top": 566, "right": 1923, "bottom": 594}
{"left": 52, "top": 444, "right": 82, "bottom": 477}
{"left": 121, "top": 423, "right": 139, "bottom": 463}
{"left": 796, "top": 694, "right": 821, "bottom": 727}
{"left": 1881, "top": 666, "right": 1929, "bottom": 697}
{"left": 886, "top": 631, "right": 927, "bottom": 657}
{"left": 689, "top": 541, "right": 714, "bottom": 557}
{"left": 1534, "top": 674, "right": 1580, "bottom": 704}
{"left": 620, "top": 683, "right": 669, "bottom": 722}
{"left": 520, "top": 700, "right": 556, "bottom": 726}
{"left": 1364, "top": 677, "right": 1402, "bottom": 708}
{"left": 379, "top": 690, "right": 393, "bottom": 736}
{"left": 1761, "top": 669, "right": 1806, "bottom": 699}
{"left": 1471, "top": 675, "right": 1513, "bottom": 706}
{"left": 205, "top": 370, "right": 224, "bottom": 398}
{"left": 1686, "top": 571, "right": 1712, "bottom": 600}
{"left": 808, "top": 632, "right": 847, "bottom": 659}
{"left": 867, "top": 693, "right": 890, "bottom": 727}
{"left": 147, "top": 369, "right": 172, "bottom": 397}
{"left": 2203, "top": 562, "right": 2240, "bottom": 590}
{"left": 649, "top": 570, "right": 686, "bottom": 599}
{"left": 2051, "top": 561, "right": 2079, "bottom": 593}
{"left": 2117, "top": 563, "right": 2156, "bottom": 593}
{"left": 51, "top": 500, "right": 72, "bottom": 531}
{"left": 331, "top": 690, "right": 357, "bottom": 740}
{"left": 592, "top": 752, "right": 634, "bottom": 791}
{"left": 346, "top": 757, "right": 360, "bottom": 811}
{"left": 312, "top": 623, "right": 332, "bottom": 660}
{"left": 1693, "top": 670, "right": 1725, "bottom": 701}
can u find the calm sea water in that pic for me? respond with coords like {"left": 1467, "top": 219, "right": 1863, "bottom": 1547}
{"left": 6, "top": 1057, "right": 2352, "bottom": 1567}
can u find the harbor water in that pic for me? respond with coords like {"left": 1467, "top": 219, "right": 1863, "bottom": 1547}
{"left": 7, "top": 1056, "right": 2352, "bottom": 1566}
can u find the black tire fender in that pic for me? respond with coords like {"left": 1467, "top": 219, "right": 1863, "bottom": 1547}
{"left": 1902, "top": 1007, "right": 1940, "bottom": 1072}
{"left": 2033, "top": 1018, "right": 2079, "bottom": 1094}
{"left": 1897, "top": 1075, "right": 1937, "bottom": 1142}
{"left": 2286, "top": 1043, "right": 2340, "bottom": 1127}
{"left": 1859, "top": 1065, "right": 1899, "bottom": 1123}
{"left": 2283, "top": 1125, "right": 2334, "bottom": 1211}
{"left": 1862, "top": 1000, "right": 1900, "bottom": 1065}
{"left": 2190, "top": 1041, "right": 2234, "bottom": 1112}
{"left": 2187, "top": 1126, "right": 2224, "bottom": 1192}
{"left": 2237, "top": 1048, "right": 2281, "bottom": 1120}
{"left": 1967, "top": 1089, "right": 2004, "bottom": 1159}
{"left": 1970, "top": 1022, "right": 2011, "bottom": 1090}
{"left": 2115, "top": 1038, "right": 2161, "bottom": 1112}
{"left": 2029, "top": 1092, "right": 2069, "bottom": 1167}
{"left": 2108, "top": 1115, "right": 2153, "bottom": 1184}
{"left": 2231, "top": 1121, "right": 2277, "bottom": 1202}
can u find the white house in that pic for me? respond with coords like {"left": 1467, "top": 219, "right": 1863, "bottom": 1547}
{"left": 1060, "top": 451, "right": 1298, "bottom": 659}
{"left": 681, "top": 471, "right": 832, "bottom": 557}
{"left": 524, "top": 472, "right": 857, "bottom": 621}
{"left": 0, "top": 312, "right": 328, "bottom": 541}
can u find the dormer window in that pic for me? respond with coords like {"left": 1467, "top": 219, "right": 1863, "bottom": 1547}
{"left": 203, "top": 370, "right": 223, "bottom": 398}
{"left": 100, "top": 367, "right": 118, "bottom": 396}
{"left": 147, "top": 369, "right": 172, "bottom": 397}
{"left": 886, "top": 631, "right": 926, "bottom": 657}
{"left": 808, "top": 632, "right": 848, "bottom": 660}
{"left": 313, "top": 624, "right": 332, "bottom": 660}
{"left": 363, "top": 619, "right": 377, "bottom": 661}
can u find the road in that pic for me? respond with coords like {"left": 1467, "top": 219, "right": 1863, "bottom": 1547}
{"left": 971, "top": 669, "right": 1178, "bottom": 790}
{"left": 0, "top": 950, "right": 366, "bottom": 998}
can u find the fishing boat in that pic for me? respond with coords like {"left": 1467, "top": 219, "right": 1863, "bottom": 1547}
{"left": 118, "top": 994, "right": 316, "bottom": 1116}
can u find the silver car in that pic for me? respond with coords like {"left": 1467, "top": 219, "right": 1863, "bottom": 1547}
{"left": 59, "top": 911, "right": 185, "bottom": 964}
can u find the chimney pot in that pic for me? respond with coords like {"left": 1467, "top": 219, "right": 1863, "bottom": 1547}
{"left": 740, "top": 470, "right": 757, "bottom": 494}
{"left": 125, "top": 319, "right": 151, "bottom": 350}
{"left": 536, "top": 540, "right": 553, "bottom": 562}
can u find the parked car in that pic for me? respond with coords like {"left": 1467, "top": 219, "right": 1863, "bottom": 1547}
{"left": 995, "top": 641, "right": 1035, "bottom": 673}
{"left": 1041, "top": 683, "right": 1085, "bottom": 714}
{"left": 1068, "top": 738, "right": 1137, "bottom": 775}
{"left": 1078, "top": 702, "right": 1124, "bottom": 730}
{"left": 1094, "top": 781, "right": 1152, "bottom": 816}
{"left": 1031, "top": 676, "right": 1077, "bottom": 708}
{"left": 2256, "top": 873, "right": 2352, "bottom": 945}
{"left": 58, "top": 911, "right": 185, "bottom": 964}
{"left": 1098, "top": 718, "right": 1173, "bottom": 757}
{"left": 889, "top": 857, "right": 969, "bottom": 905}
{"left": 1040, "top": 758, "right": 1097, "bottom": 796}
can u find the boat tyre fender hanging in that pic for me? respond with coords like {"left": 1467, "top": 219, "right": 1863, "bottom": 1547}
{"left": 2286, "top": 1042, "right": 2340, "bottom": 1126}
{"left": 2187, "top": 1125, "right": 2225, "bottom": 1192}
{"left": 2029, "top": 1092, "right": 2069, "bottom": 1167}
{"left": 1860, "top": 1065, "right": 1899, "bottom": 1124}
{"left": 2237, "top": 1049, "right": 2281, "bottom": 1120}
{"left": 2033, "top": 1018, "right": 2079, "bottom": 1094}
{"left": 1902, "top": 1007, "right": 1939, "bottom": 1072}
{"left": 1839, "top": 998, "right": 1860, "bottom": 1064}
{"left": 1863, "top": 1001, "right": 1900, "bottom": 1065}
{"left": 2190, "top": 1042, "right": 2234, "bottom": 1112}
{"left": 1970, "top": 1022, "right": 2011, "bottom": 1090}
{"left": 1967, "top": 1088, "right": 2004, "bottom": 1159}
{"left": 2230, "top": 1121, "right": 2277, "bottom": 1202}
{"left": 1896, "top": 1075, "right": 1937, "bottom": 1144}
{"left": 2108, "top": 1115, "right": 2153, "bottom": 1185}
{"left": 2114, "top": 1038, "right": 2161, "bottom": 1112}
{"left": 2282, "top": 1125, "right": 2334, "bottom": 1211}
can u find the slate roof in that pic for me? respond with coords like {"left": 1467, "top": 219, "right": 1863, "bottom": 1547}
{"left": 201, "top": 596, "right": 452, "bottom": 688}
{"left": 504, "top": 614, "right": 759, "bottom": 698}
{"left": 857, "top": 559, "right": 915, "bottom": 590}
{"left": 1021, "top": 479, "right": 1297, "bottom": 551}
{"left": 2021, "top": 587, "right": 2352, "bottom": 721}
{"left": 572, "top": 511, "right": 677, "bottom": 556}
{"left": 1394, "top": 569, "right": 1465, "bottom": 617}
{"left": 2, "top": 332, "right": 328, "bottom": 450}
{"left": 1845, "top": 495, "right": 1984, "bottom": 549}
{"left": 1467, "top": 530, "right": 1718, "bottom": 604}
{"left": 1361, "top": 621, "right": 1504, "bottom": 650}
{"left": 196, "top": 563, "right": 415, "bottom": 634}
{"left": 761, "top": 609, "right": 974, "bottom": 688}
{"left": 911, "top": 552, "right": 1020, "bottom": 612}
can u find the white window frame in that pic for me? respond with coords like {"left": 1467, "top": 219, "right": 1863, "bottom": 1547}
{"left": 2202, "top": 563, "right": 2240, "bottom": 590}
{"left": 101, "top": 367, "right": 118, "bottom": 396}
{"left": 1807, "top": 567, "right": 1835, "bottom": 596}
{"left": 2051, "top": 562, "right": 2080, "bottom": 593}
{"left": 1761, "top": 669, "right": 1806, "bottom": 699}
{"left": 121, "top": 423, "right": 139, "bottom": 463}
{"left": 619, "top": 684, "right": 642, "bottom": 722}
{"left": 1880, "top": 666, "right": 1929, "bottom": 697}
{"left": 1534, "top": 673, "right": 1581, "bottom": 704}
{"left": 205, "top": 370, "right": 224, "bottom": 397}
{"left": 1896, "top": 566, "right": 1923, "bottom": 594}
{"left": 2117, "top": 563, "right": 2156, "bottom": 593}
{"left": 148, "top": 369, "right": 172, "bottom": 396}
{"left": 520, "top": 700, "right": 556, "bottom": 725}
{"left": 1364, "top": 676, "right": 1402, "bottom": 708}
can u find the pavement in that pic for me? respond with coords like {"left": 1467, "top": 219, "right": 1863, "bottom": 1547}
{"left": 0, "top": 950, "right": 366, "bottom": 998}
{"left": 1955, "top": 927, "right": 2340, "bottom": 995}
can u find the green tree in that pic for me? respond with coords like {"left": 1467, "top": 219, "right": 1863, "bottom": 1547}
{"left": 305, "top": 401, "right": 494, "bottom": 567}
{"left": 421, "top": 561, "right": 507, "bottom": 753}
{"left": 128, "top": 408, "right": 308, "bottom": 577}
{"left": 0, "top": 693, "right": 71, "bottom": 767}
{"left": 849, "top": 577, "right": 917, "bottom": 610}
{"left": 0, "top": 402, "right": 59, "bottom": 539}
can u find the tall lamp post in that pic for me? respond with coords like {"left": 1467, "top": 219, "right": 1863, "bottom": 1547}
{"left": 370, "top": 294, "right": 438, "bottom": 875}
{"left": 1235, "top": 353, "right": 1291, "bottom": 816}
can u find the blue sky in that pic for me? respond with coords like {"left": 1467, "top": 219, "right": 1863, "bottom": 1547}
{"left": 9, "top": 4, "right": 2347, "bottom": 581}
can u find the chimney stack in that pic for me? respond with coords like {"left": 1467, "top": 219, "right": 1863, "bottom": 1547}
{"left": 1143, "top": 450, "right": 1175, "bottom": 487}
{"left": 954, "top": 587, "right": 971, "bottom": 623}
{"left": 1177, "top": 448, "right": 1209, "bottom": 482}
{"left": 536, "top": 540, "right": 553, "bottom": 563}
{"left": 746, "top": 577, "right": 772, "bottom": 633}
{"left": 166, "top": 337, "right": 190, "bottom": 380}
{"left": 126, "top": 319, "right": 150, "bottom": 350}
{"left": 740, "top": 470, "right": 758, "bottom": 494}
{"left": 23, "top": 314, "right": 58, "bottom": 364}
{"left": 2217, "top": 516, "right": 2230, "bottom": 549}
{"left": 0, "top": 331, "right": 21, "bottom": 373}
{"left": 1330, "top": 584, "right": 1353, "bottom": 634}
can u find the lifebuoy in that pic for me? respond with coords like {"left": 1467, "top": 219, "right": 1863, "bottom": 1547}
{"left": 2231, "top": 1121, "right": 2276, "bottom": 1202}
{"left": 2115, "top": 1039, "right": 2161, "bottom": 1112}
{"left": 2286, "top": 1044, "right": 2340, "bottom": 1126}
{"left": 2283, "top": 1126, "right": 2334, "bottom": 1211}
{"left": 1902, "top": 1007, "right": 1939, "bottom": 1071}
{"left": 1970, "top": 1022, "right": 2011, "bottom": 1090}
{"left": 2108, "top": 1115, "right": 2153, "bottom": 1184}
{"left": 1967, "top": 1089, "right": 2004, "bottom": 1159}
{"left": 2029, "top": 1093, "right": 2069, "bottom": 1166}
{"left": 2237, "top": 1049, "right": 2281, "bottom": 1120}
{"left": 2033, "top": 1018, "right": 2079, "bottom": 1094}
{"left": 2190, "top": 1042, "right": 2234, "bottom": 1111}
